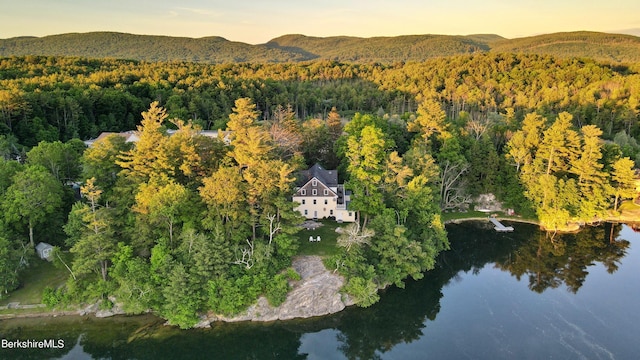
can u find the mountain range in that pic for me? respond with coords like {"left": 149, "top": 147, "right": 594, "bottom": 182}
{"left": 1, "top": 31, "right": 640, "bottom": 63}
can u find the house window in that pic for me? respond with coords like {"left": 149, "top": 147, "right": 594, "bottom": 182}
{"left": 324, "top": 189, "right": 328, "bottom": 195}
{"left": 330, "top": 210, "right": 333, "bottom": 215}
{"left": 324, "top": 199, "right": 328, "bottom": 205}
{"left": 348, "top": 212, "right": 352, "bottom": 217}
{"left": 312, "top": 189, "right": 317, "bottom": 195}
{"left": 312, "top": 180, "right": 317, "bottom": 186}
{"left": 304, "top": 210, "right": 308, "bottom": 215}
{"left": 313, "top": 199, "right": 317, "bottom": 205}
{"left": 301, "top": 189, "right": 306, "bottom": 195}
{"left": 302, "top": 199, "right": 306, "bottom": 205}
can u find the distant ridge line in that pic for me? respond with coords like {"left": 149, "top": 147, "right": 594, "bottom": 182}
{"left": 1, "top": 30, "right": 639, "bottom": 63}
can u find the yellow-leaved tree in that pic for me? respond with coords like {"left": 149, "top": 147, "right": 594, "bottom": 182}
{"left": 117, "top": 101, "right": 170, "bottom": 181}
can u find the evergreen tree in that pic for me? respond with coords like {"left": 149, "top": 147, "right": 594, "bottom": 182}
{"left": 69, "top": 178, "right": 116, "bottom": 282}
{"left": 117, "top": 101, "right": 169, "bottom": 182}
{"left": 610, "top": 157, "right": 637, "bottom": 212}
{"left": 571, "top": 125, "right": 610, "bottom": 219}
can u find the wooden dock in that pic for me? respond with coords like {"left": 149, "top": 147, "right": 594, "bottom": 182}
{"left": 489, "top": 217, "right": 514, "bottom": 232}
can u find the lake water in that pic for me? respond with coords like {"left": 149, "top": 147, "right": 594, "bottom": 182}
{"left": 1, "top": 221, "right": 639, "bottom": 359}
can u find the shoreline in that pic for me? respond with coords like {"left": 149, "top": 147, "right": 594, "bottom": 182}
{"left": 0, "top": 256, "right": 353, "bottom": 326}
{"left": 444, "top": 216, "right": 540, "bottom": 226}
{"left": 443, "top": 213, "right": 639, "bottom": 233}
{"left": 2, "top": 216, "right": 636, "bottom": 323}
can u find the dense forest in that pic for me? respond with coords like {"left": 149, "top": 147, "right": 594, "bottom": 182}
{"left": 490, "top": 31, "right": 640, "bottom": 63}
{"left": 2, "top": 31, "right": 640, "bottom": 63}
{"left": 2, "top": 53, "right": 640, "bottom": 146}
{"left": 0, "top": 51, "right": 639, "bottom": 328}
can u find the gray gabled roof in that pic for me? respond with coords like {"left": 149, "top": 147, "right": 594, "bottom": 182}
{"left": 297, "top": 163, "right": 338, "bottom": 188}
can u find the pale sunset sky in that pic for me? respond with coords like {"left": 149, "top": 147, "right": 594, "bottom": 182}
{"left": 1, "top": 0, "right": 639, "bottom": 43}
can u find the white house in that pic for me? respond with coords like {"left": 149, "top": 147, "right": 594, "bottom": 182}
{"left": 293, "top": 163, "right": 356, "bottom": 222}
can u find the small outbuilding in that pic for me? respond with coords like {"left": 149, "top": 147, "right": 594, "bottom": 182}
{"left": 35, "top": 242, "right": 54, "bottom": 261}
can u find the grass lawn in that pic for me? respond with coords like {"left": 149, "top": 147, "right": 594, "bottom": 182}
{"left": 618, "top": 200, "right": 640, "bottom": 212}
{"left": 0, "top": 259, "right": 68, "bottom": 306}
{"left": 441, "top": 210, "right": 488, "bottom": 222}
{"left": 442, "top": 209, "right": 539, "bottom": 224}
{"left": 0, "top": 306, "right": 50, "bottom": 317}
{"left": 612, "top": 200, "right": 640, "bottom": 222}
{"left": 296, "top": 220, "right": 342, "bottom": 257}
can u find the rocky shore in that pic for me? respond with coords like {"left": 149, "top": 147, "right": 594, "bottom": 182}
{"left": 0, "top": 256, "right": 353, "bottom": 325}
{"left": 194, "top": 255, "right": 353, "bottom": 327}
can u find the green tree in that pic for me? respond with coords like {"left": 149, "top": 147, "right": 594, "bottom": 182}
{"left": 69, "top": 178, "right": 116, "bottom": 281}
{"left": 342, "top": 276, "right": 379, "bottom": 308}
{"left": 82, "top": 134, "right": 132, "bottom": 195}
{"left": 161, "top": 118, "right": 203, "bottom": 184}
{"left": 466, "top": 136, "right": 500, "bottom": 195}
{"left": 26, "top": 140, "right": 82, "bottom": 183}
{"left": 535, "top": 176, "right": 581, "bottom": 231}
{"left": 0, "top": 158, "right": 23, "bottom": 195}
{"left": 610, "top": 157, "right": 637, "bottom": 212}
{"left": 345, "top": 125, "right": 388, "bottom": 228}
{"left": 613, "top": 130, "right": 640, "bottom": 165}
{"left": 110, "top": 243, "right": 158, "bottom": 313}
{"left": 0, "top": 134, "right": 23, "bottom": 161}
{"left": 2, "top": 165, "right": 64, "bottom": 247}
{"left": 369, "top": 209, "right": 429, "bottom": 287}
{"left": 505, "top": 113, "right": 545, "bottom": 172}
{"left": 571, "top": 125, "right": 610, "bottom": 220}
{"left": 134, "top": 178, "right": 191, "bottom": 246}
{"left": 63, "top": 202, "right": 89, "bottom": 247}
{"left": 513, "top": 112, "right": 588, "bottom": 230}
{"left": 301, "top": 118, "right": 332, "bottom": 166}
{"left": 0, "top": 236, "right": 21, "bottom": 296}
{"left": 533, "top": 112, "right": 580, "bottom": 176}
{"left": 161, "top": 263, "right": 202, "bottom": 329}
{"left": 177, "top": 228, "right": 229, "bottom": 282}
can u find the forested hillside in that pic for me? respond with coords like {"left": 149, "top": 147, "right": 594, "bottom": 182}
{"left": 491, "top": 31, "right": 640, "bottom": 63}
{"left": 265, "top": 34, "right": 494, "bottom": 62}
{"left": 0, "top": 32, "right": 308, "bottom": 63}
{"left": 2, "top": 31, "right": 640, "bottom": 63}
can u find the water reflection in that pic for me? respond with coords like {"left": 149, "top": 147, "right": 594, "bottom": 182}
{"left": 494, "top": 223, "right": 629, "bottom": 293}
{"left": 0, "top": 222, "right": 634, "bottom": 360}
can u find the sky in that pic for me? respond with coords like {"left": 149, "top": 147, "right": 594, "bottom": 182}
{"left": 1, "top": 0, "right": 639, "bottom": 43}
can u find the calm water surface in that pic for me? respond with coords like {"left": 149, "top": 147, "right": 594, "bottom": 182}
{"left": 1, "top": 222, "right": 638, "bottom": 359}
